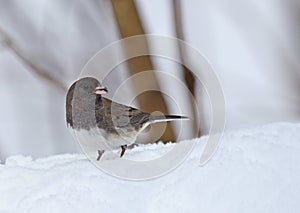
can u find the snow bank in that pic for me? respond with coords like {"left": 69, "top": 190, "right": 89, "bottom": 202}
{"left": 1, "top": 123, "right": 300, "bottom": 213}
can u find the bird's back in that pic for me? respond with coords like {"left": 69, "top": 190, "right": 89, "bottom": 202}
{"left": 98, "top": 98, "right": 151, "bottom": 133}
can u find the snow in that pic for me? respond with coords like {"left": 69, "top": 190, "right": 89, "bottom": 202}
{"left": 1, "top": 122, "right": 300, "bottom": 213}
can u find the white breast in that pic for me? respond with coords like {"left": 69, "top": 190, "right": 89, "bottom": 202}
{"left": 68, "top": 126, "right": 137, "bottom": 153}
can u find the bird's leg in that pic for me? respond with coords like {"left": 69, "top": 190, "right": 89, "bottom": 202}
{"left": 120, "top": 145, "right": 127, "bottom": 158}
{"left": 97, "top": 150, "right": 105, "bottom": 161}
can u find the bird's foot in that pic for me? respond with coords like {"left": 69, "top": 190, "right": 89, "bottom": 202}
{"left": 97, "top": 150, "right": 105, "bottom": 161}
{"left": 120, "top": 145, "right": 127, "bottom": 158}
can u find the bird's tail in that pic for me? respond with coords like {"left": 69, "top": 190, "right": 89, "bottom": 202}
{"left": 149, "top": 115, "right": 189, "bottom": 124}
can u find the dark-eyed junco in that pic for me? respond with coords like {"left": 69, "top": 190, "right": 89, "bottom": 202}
{"left": 66, "top": 77, "right": 188, "bottom": 160}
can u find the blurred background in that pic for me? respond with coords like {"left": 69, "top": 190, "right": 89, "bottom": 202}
{"left": 0, "top": 0, "right": 299, "bottom": 162}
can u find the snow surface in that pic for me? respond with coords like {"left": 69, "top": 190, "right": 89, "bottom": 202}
{"left": 1, "top": 123, "right": 300, "bottom": 213}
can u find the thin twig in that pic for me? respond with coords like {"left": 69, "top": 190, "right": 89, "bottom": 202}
{"left": 0, "top": 28, "right": 67, "bottom": 92}
{"left": 173, "top": 0, "right": 200, "bottom": 136}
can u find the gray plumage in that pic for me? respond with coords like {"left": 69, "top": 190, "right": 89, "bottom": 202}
{"left": 66, "top": 77, "right": 188, "bottom": 160}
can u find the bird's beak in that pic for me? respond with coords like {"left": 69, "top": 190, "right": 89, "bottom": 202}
{"left": 95, "top": 86, "right": 108, "bottom": 95}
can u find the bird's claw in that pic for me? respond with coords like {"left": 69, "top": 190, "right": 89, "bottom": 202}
{"left": 120, "top": 145, "right": 127, "bottom": 158}
{"left": 97, "top": 150, "right": 105, "bottom": 161}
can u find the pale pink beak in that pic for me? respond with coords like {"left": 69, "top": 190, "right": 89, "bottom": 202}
{"left": 95, "top": 86, "right": 108, "bottom": 95}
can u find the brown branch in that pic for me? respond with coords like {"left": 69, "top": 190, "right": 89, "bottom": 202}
{"left": 0, "top": 28, "right": 67, "bottom": 92}
{"left": 173, "top": 0, "right": 200, "bottom": 136}
{"left": 110, "top": 0, "right": 176, "bottom": 142}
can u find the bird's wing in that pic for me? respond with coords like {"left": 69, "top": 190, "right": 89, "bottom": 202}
{"left": 101, "top": 98, "right": 150, "bottom": 129}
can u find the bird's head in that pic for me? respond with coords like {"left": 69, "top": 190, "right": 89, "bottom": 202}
{"left": 66, "top": 77, "right": 108, "bottom": 113}
{"left": 68, "top": 77, "right": 108, "bottom": 98}
{"left": 66, "top": 77, "right": 108, "bottom": 128}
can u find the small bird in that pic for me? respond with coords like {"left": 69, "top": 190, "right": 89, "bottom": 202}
{"left": 66, "top": 77, "right": 188, "bottom": 160}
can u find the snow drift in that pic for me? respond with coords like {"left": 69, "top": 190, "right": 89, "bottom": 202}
{"left": 1, "top": 123, "right": 300, "bottom": 213}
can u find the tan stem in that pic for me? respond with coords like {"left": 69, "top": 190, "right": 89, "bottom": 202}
{"left": 110, "top": 0, "right": 176, "bottom": 141}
